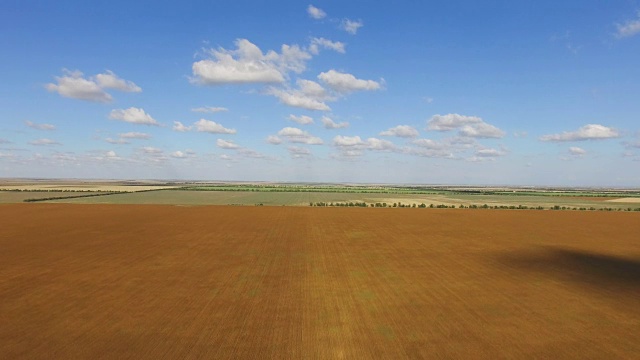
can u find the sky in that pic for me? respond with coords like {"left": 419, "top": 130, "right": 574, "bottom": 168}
{"left": 1, "top": 0, "right": 639, "bottom": 186}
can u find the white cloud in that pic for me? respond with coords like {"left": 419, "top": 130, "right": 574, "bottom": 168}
{"left": 540, "top": 124, "right": 620, "bottom": 142}
{"left": 269, "top": 88, "right": 331, "bottom": 111}
{"left": 427, "top": 113, "right": 482, "bottom": 131}
{"left": 380, "top": 125, "right": 419, "bottom": 138}
{"left": 277, "top": 127, "right": 323, "bottom": 144}
{"left": 194, "top": 119, "right": 237, "bottom": 134}
{"left": 105, "top": 138, "right": 129, "bottom": 145}
{"left": 0, "top": 138, "right": 11, "bottom": 144}
{"left": 119, "top": 132, "right": 151, "bottom": 140}
{"left": 288, "top": 146, "right": 311, "bottom": 157}
{"left": 191, "top": 106, "right": 229, "bottom": 113}
{"left": 25, "top": 121, "right": 55, "bottom": 131}
{"left": 288, "top": 114, "right": 314, "bottom": 125}
{"left": 266, "top": 135, "right": 283, "bottom": 145}
{"left": 333, "top": 136, "right": 395, "bottom": 150}
{"left": 171, "top": 151, "right": 189, "bottom": 159}
{"left": 341, "top": 19, "right": 363, "bottom": 35}
{"left": 475, "top": 148, "right": 505, "bottom": 157}
{"left": 318, "top": 70, "right": 381, "bottom": 93}
{"left": 105, "top": 150, "right": 117, "bottom": 158}
{"left": 569, "top": 146, "right": 587, "bottom": 155}
{"left": 459, "top": 122, "right": 505, "bottom": 138}
{"left": 109, "top": 107, "right": 159, "bottom": 126}
{"left": 407, "top": 136, "right": 479, "bottom": 159}
{"left": 309, "top": 37, "right": 346, "bottom": 55}
{"left": 321, "top": 116, "right": 349, "bottom": 129}
{"left": 220, "top": 154, "right": 233, "bottom": 161}
{"left": 216, "top": 139, "right": 240, "bottom": 149}
{"left": 46, "top": 70, "right": 112, "bottom": 102}
{"left": 191, "top": 39, "right": 311, "bottom": 85}
{"left": 173, "top": 121, "right": 192, "bottom": 132}
{"left": 95, "top": 70, "right": 142, "bottom": 92}
{"left": 237, "top": 148, "right": 271, "bottom": 159}
{"left": 366, "top": 137, "right": 396, "bottom": 151}
{"left": 29, "top": 138, "right": 61, "bottom": 146}
{"left": 616, "top": 12, "right": 640, "bottom": 38}
{"left": 307, "top": 4, "right": 326, "bottom": 19}
{"left": 45, "top": 69, "right": 141, "bottom": 102}
{"left": 426, "top": 113, "right": 504, "bottom": 138}
{"left": 333, "top": 135, "right": 365, "bottom": 147}
{"left": 141, "top": 146, "right": 162, "bottom": 154}
{"left": 267, "top": 79, "right": 332, "bottom": 111}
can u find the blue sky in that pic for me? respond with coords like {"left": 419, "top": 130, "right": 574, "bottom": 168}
{"left": 1, "top": 1, "right": 639, "bottom": 186}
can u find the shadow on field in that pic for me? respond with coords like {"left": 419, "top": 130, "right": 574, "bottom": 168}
{"left": 497, "top": 247, "right": 640, "bottom": 293}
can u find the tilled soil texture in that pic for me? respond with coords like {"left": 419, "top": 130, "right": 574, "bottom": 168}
{"left": 1, "top": 204, "right": 638, "bottom": 359}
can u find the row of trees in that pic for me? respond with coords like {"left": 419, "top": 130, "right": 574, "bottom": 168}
{"left": 309, "top": 202, "right": 640, "bottom": 211}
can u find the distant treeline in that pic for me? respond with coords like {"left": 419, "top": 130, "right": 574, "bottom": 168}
{"left": 2, "top": 189, "right": 109, "bottom": 192}
{"left": 176, "top": 186, "right": 640, "bottom": 198}
{"left": 310, "top": 202, "right": 640, "bottom": 211}
{"left": 21, "top": 188, "right": 166, "bottom": 202}
{"left": 22, "top": 192, "right": 126, "bottom": 202}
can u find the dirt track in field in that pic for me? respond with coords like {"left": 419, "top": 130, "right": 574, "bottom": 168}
{"left": 1, "top": 204, "right": 639, "bottom": 359}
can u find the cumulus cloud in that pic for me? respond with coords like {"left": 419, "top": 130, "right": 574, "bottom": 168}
{"left": 105, "top": 138, "right": 129, "bottom": 145}
{"left": 277, "top": 127, "right": 323, "bottom": 145}
{"left": 25, "top": 121, "right": 55, "bottom": 131}
{"left": 191, "top": 106, "right": 229, "bottom": 113}
{"left": 380, "top": 125, "right": 419, "bottom": 138}
{"left": 341, "top": 19, "right": 363, "bottom": 34}
{"left": 288, "top": 146, "right": 311, "bottom": 158}
{"left": 288, "top": 114, "right": 314, "bottom": 125}
{"left": 307, "top": 4, "right": 326, "bottom": 19}
{"left": 45, "top": 69, "right": 141, "bottom": 102}
{"left": 616, "top": 12, "right": 640, "bottom": 38}
{"left": 309, "top": 37, "right": 346, "bottom": 55}
{"left": 119, "top": 132, "right": 151, "bottom": 140}
{"left": 266, "top": 135, "right": 283, "bottom": 145}
{"left": 366, "top": 138, "right": 396, "bottom": 151}
{"left": 332, "top": 135, "right": 396, "bottom": 155}
{"left": 46, "top": 70, "right": 112, "bottom": 102}
{"left": 427, "top": 114, "right": 482, "bottom": 131}
{"left": 569, "top": 146, "right": 587, "bottom": 155}
{"left": 238, "top": 148, "right": 271, "bottom": 159}
{"left": 109, "top": 107, "right": 159, "bottom": 126}
{"left": 474, "top": 148, "right": 506, "bottom": 157}
{"left": 333, "top": 135, "right": 365, "bottom": 147}
{"left": 171, "top": 151, "right": 187, "bottom": 158}
{"left": 267, "top": 79, "right": 332, "bottom": 111}
{"left": 173, "top": 121, "right": 192, "bottom": 132}
{"left": 426, "top": 114, "right": 504, "bottom": 138}
{"left": 29, "top": 138, "right": 61, "bottom": 146}
{"left": 321, "top": 116, "right": 349, "bottom": 129}
{"left": 539, "top": 124, "right": 620, "bottom": 142}
{"left": 318, "top": 70, "right": 381, "bottom": 93}
{"left": 216, "top": 139, "right": 240, "bottom": 149}
{"left": 459, "top": 122, "right": 505, "bottom": 138}
{"left": 191, "top": 39, "right": 311, "bottom": 85}
{"left": 194, "top": 119, "right": 236, "bottom": 134}
{"left": 407, "top": 136, "right": 479, "bottom": 159}
{"left": 141, "top": 146, "right": 162, "bottom": 154}
{"left": 95, "top": 70, "right": 142, "bottom": 92}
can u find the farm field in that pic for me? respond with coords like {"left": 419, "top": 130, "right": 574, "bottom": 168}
{"left": 39, "top": 189, "right": 640, "bottom": 210}
{"left": 0, "top": 204, "right": 638, "bottom": 359}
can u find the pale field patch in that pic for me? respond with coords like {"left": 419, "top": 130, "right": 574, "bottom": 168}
{"left": 605, "top": 197, "right": 640, "bottom": 203}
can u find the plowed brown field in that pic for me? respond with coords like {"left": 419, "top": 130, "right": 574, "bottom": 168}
{"left": 1, "top": 204, "right": 639, "bottom": 359}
